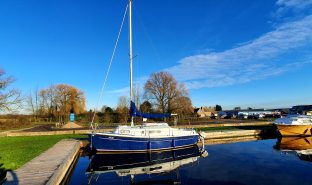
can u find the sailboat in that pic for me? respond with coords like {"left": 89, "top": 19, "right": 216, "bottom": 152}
{"left": 89, "top": 0, "right": 200, "bottom": 152}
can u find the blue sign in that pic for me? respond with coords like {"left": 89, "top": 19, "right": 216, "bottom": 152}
{"left": 70, "top": 113, "right": 75, "bottom": 122}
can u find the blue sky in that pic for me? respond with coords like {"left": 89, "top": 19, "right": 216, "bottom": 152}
{"left": 1, "top": 0, "right": 312, "bottom": 111}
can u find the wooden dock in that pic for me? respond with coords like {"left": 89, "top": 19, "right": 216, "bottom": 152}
{"left": 4, "top": 139, "right": 80, "bottom": 185}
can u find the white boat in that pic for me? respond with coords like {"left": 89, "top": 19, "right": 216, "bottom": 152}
{"left": 89, "top": 0, "right": 200, "bottom": 152}
{"left": 274, "top": 115, "right": 312, "bottom": 136}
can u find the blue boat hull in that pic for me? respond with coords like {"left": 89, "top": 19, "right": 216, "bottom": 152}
{"left": 89, "top": 133, "right": 199, "bottom": 152}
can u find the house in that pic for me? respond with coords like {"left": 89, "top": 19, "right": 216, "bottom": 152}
{"left": 194, "top": 107, "right": 216, "bottom": 118}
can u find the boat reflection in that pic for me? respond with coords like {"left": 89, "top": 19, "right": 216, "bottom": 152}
{"left": 86, "top": 145, "right": 208, "bottom": 184}
{"left": 274, "top": 137, "right": 312, "bottom": 162}
{"left": 275, "top": 137, "right": 312, "bottom": 150}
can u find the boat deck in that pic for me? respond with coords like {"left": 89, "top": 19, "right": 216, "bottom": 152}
{"left": 4, "top": 139, "right": 80, "bottom": 185}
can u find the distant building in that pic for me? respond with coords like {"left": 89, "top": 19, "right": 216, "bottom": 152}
{"left": 194, "top": 107, "right": 216, "bottom": 118}
{"left": 234, "top": 107, "right": 241, "bottom": 111}
{"left": 289, "top": 105, "right": 312, "bottom": 115}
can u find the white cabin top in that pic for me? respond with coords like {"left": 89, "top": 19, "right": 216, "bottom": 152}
{"left": 274, "top": 115, "right": 312, "bottom": 125}
{"left": 108, "top": 122, "right": 198, "bottom": 138}
{"left": 141, "top": 122, "right": 169, "bottom": 127}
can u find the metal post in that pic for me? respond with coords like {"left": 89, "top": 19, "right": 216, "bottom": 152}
{"left": 129, "top": 0, "right": 134, "bottom": 127}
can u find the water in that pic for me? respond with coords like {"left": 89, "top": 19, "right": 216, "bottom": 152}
{"left": 67, "top": 139, "right": 312, "bottom": 185}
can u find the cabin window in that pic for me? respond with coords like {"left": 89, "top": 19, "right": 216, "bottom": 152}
{"left": 148, "top": 130, "right": 161, "bottom": 134}
{"left": 120, "top": 130, "right": 130, "bottom": 134}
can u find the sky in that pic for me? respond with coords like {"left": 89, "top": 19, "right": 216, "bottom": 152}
{"left": 1, "top": 0, "right": 312, "bottom": 111}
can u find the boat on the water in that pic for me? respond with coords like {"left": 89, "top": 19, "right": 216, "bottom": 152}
{"left": 90, "top": 122, "right": 200, "bottom": 152}
{"left": 86, "top": 145, "right": 207, "bottom": 184}
{"left": 88, "top": 0, "right": 201, "bottom": 152}
{"left": 274, "top": 115, "right": 312, "bottom": 136}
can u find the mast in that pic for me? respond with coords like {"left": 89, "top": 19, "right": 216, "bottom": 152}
{"left": 129, "top": 0, "right": 134, "bottom": 126}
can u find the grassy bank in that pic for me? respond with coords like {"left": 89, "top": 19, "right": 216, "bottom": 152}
{"left": 0, "top": 134, "right": 87, "bottom": 170}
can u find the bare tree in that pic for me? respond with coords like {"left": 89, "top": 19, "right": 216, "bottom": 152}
{"left": 132, "top": 85, "right": 141, "bottom": 108}
{"left": 144, "top": 71, "right": 192, "bottom": 114}
{"left": 26, "top": 88, "right": 39, "bottom": 121}
{"left": 116, "top": 96, "right": 129, "bottom": 123}
{"left": 27, "top": 84, "right": 86, "bottom": 122}
{"left": 38, "top": 89, "right": 48, "bottom": 116}
{"left": 52, "top": 84, "right": 86, "bottom": 122}
{"left": 173, "top": 96, "right": 193, "bottom": 114}
{"left": 101, "top": 105, "right": 114, "bottom": 113}
{"left": 0, "top": 69, "right": 22, "bottom": 112}
{"left": 101, "top": 105, "right": 114, "bottom": 123}
{"left": 140, "top": 100, "right": 152, "bottom": 113}
{"left": 46, "top": 85, "right": 56, "bottom": 121}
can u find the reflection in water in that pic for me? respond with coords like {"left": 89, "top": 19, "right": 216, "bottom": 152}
{"left": 274, "top": 137, "right": 312, "bottom": 162}
{"left": 297, "top": 149, "right": 312, "bottom": 162}
{"left": 86, "top": 145, "right": 207, "bottom": 184}
{"left": 68, "top": 139, "right": 312, "bottom": 185}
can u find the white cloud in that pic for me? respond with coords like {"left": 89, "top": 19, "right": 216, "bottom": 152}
{"left": 108, "top": 76, "right": 147, "bottom": 96}
{"left": 110, "top": 1, "right": 312, "bottom": 93}
{"left": 276, "top": 0, "right": 312, "bottom": 9}
{"left": 275, "top": 0, "right": 312, "bottom": 19}
{"left": 166, "top": 15, "right": 312, "bottom": 89}
{"left": 108, "top": 86, "right": 129, "bottom": 96}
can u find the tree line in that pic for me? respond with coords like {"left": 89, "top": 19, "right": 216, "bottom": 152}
{"left": 27, "top": 84, "right": 86, "bottom": 122}
{"left": 90, "top": 71, "right": 194, "bottom": 124}
{"left": 1, "top": 68, "right": 194, "bottom": 124}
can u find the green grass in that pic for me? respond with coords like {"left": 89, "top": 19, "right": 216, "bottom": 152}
{"left": 195, "top": 124, "right": 274, "bottom": 132}
{"left": 0, "top": 134, "right": 87, "bottom": 170}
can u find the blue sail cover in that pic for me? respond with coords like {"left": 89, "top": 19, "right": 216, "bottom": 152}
{"left": 130, "top": 101, "right": 171, "bottom": 119}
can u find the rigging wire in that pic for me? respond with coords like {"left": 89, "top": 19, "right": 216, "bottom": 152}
{"left": 133, "top": 5, "right": 163, "bottom": 68}
{"left": 90, "top": 2, "right": 129, "bottom": 130}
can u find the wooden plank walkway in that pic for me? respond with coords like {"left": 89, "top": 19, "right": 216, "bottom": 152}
{"left": 174, "top": 121, "right": 272, "bottom": 129}
{"left": 4, "top": 139, "right": 80, "bottom": 185}
{"left": 203, "top": 129, "right": 262, "bottom": 139}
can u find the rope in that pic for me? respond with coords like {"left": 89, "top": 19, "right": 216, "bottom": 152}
{"left": 90, "top": 3, "right": 129, "bottom": 130}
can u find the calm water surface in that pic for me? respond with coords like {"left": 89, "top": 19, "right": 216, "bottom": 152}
{"left": 68, "top": 139, "right": 312, "bottom": 185}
